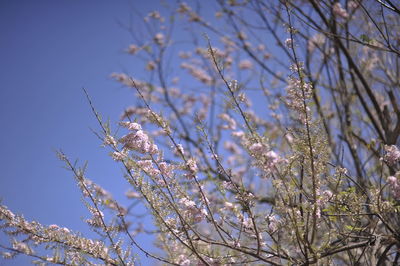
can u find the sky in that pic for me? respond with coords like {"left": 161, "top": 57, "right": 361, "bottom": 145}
{"left": 0, "top": 0, "right": 165, "bottom": 264}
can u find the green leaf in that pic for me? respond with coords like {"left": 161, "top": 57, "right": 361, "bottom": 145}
{"left": 360, "top": 34, "right": 371, "bottom": 44}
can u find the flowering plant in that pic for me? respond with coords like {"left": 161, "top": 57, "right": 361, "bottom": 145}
{"left": 1, "top": 1, "right": 400, "bottom": 265}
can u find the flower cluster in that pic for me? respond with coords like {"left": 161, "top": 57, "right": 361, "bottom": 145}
{"left": 80, "top": 178, "right": 127, "bottom": 215}
{"left": 179, "top": 197, "right": 207, "bottom": 223}
{"left": 219, "top": 113, "right": 237, "bottom": 130}
{"left": 0, "top": 205, "right": 125, "bottom": 265}
{"left": 181, "top": 62, "right": 213, "bottom": 85}
{"left": 387, "top": 175, "right": 400, "bottom": 200}
{"left": 185, "top": 158, "right": 198, "bottom": 179}
{"left": 248, "top": 142, "right": 284, "bottom": 175}
{"left": 382, "top": 145, "right": 400, "bottom": 166}
{"left": 333, "top": 2, "right": 349, "bottom": 19}
{"left": 119, "top": 125, "right": 158, "bottom": 155}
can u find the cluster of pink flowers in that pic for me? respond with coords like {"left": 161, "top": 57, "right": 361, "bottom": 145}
{"left": 110, "top": 73, "right": 140, "bottom": 88}
{"left": 178, "top": 197, "right": 207, "bottom": 223}
{"left": 154, "top": 33, "right": 164, "bottom": 46}
{"left": 185, "top": 158, "right": 198, "bottom": 179}
{"left": 119, "top": 123, "right": 158, "bottom": 155}
{"left": 248, "top": 142, "right": 284, "bottom": 174}
{"left": 144, "top": 11, "right": 164, "bottom": 22}
{"left": 387, "top": 176, "right": 400, "bottom": 200}
{"left": 0, "top": 205, "right": 115, "bottom": 264}
{"left": 266, "top": 215, "right": 279, "bottom": 232}
{"left": 248, "top": 142, "right": 267, "bottom": 156}
{"left": 135, "top": 159, "right": 174, "bottom": 186}
{"left": 347, "top": 0, "right": 358, "bottom": 10}
{"left": 12, "top": 241, "right": 32, "bottom": 255}
{"left": 125, "top": 190, "right": 141, "bottom": 199}
{"left": 219, "top": 113, "right": 237, "bottom": 130}
{"left": 308, "top": 33, "right": 325, "bottom": 52}
{"left": 103, "top": 135, "right": 117, "bottom": 147}
{"left": 285, "top": 38, "right": 293, "bottom": 48}
{"left": 333, "top": 2, "right": 349, "bottom": 19}
{"left": 111, "top": 150, "right": 128, "bottom": 161}
{"left": 80, "top": 179, "right": 126, "bottom": 215}
{"left": 137, "top": 160, "right": 160, "bottom": 177}
{"left": 241, "top": 216, "right": 253, "bottom": 230}
{"left": 86, "top": 207, "right": 105, "bottom": 228}
{"left": 383, "top": 145, "right": 400, "bottom": 166}
{"left": 224, "top": 141, "right": 242, "bottom": 166}
{"left": 177, "top": 2, "right": 202, "bottom": 22}
{"left": 181, "top": 62, "right": 213, "bottom": 85}
{"left": 120, "top": 106, "right": 149, "bottom": 120}
{"left": 238, "top": 59, "right": 253, "bottom": 70}
{"left": 175, "top": 143, "right": 185, "bottom": 156}
{"left": 286, "top": 77, "right": 313, "bottom": 123}
{"left": 146, "top": 61, "right": 156, "bottom": 71}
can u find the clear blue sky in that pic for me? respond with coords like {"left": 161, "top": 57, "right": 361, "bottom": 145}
{"left": 0, "top": 0, "right": 164, "bottom": 264}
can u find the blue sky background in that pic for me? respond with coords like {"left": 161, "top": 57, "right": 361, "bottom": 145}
{"left": 0, "top": 0, "right": 167, "bottom": 264}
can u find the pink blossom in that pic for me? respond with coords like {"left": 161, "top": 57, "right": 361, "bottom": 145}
{"left": 222, "top": 181, "right": 234, "bottom": 190}
{"left": 308, "top": 33, "right": 325, "bottom": 52}
{"left": 149, "top": 143, "right": 159, "bottom": 155}
{"left": 175, "top": 144, "right": 184, "bottom": 156}
{"left": 159, "top": 161, "right": 173, "bottom": 178}
{"left": 61, "top": 227, "right": 70, "bottom": 234}
{"left": 179, "top": 197, "right": 206, "bottom": 222}
{"left": 177, "top": 255, "right": 192, "bottom": 265}
{"left": 249, "top": 143, "right": 267, "bottom": 156}
{"left": 242, "top": 217, "right": 253, "bottom": 230}
{"left": 285, "top": 38, "right": 293, "bottom": 48}
{"left": 224, "top": 141, "right": 241, "bottom": 154}
{"left": 181, "top": 259, "right": 191, "bottom": 266}
{"left": 239, "top": 59, "right": 253, "bottom": 70}
{"left": 333, "top": 2, "right": 349, "bottom": 19}
{"left": 179, "top": 197, "right": 195, "bottom": 208}
{"left": 154, "top": 33, "right": 164, "bottom": 45}
{"left": 322, "top": 190, "right": 333, "bottom": 200}
{"left": 387, "top": 176, "right": 400, "bottom": 200}
{"left": 127, "top": 44, "right": 140, "bottom": 55}
{"left": 120, "top": 121, "right": 142, "bottom": 131}
{"left": 232, "top": 130, "right": 245, "bottom": 139}
{"left": 119, "top": 130, "right": 152, "bottom": 154}
{"left": 120, "top": 106, "right": 148, "bottom": 120}
{"left": 48, "top": 224, "right": 59, "bottom": 230}
{"left": 144, "top": 11, "right": 164, "bottom": 22}
{"left": 219, "top": 113, "right": 237, "bottom": 130}
{"left": 146, "top": 61, "right": 156, "bottom": 71}
{"left": 266, "top": 150, "right": 278, "bottom": 161}
{"left": 186, "top": 158, "right": 198, "bottom": 178}
{"left": 383, "top": 145, "right": 400, "bottom": 165}
{"left": 177, "top": 3, "right": 190, "bottom": 14}
{"left": 348, "top": 1, "right": 358, "bottom": 10}
{"left": 137, "top": 160, "right": 160, "bottom": 177}
{"left": 125, "top": 190, "right": 141, "bottom": 199}
{"left": 260, "top": 54, "right": 270, "bottom": 62}
{"left": 193, "top": 208, "right": 207, "bottom": 223}
{"left": 111, "top": 151, "right": 128, "bottom": 161}
{"left": 103, "top": 135, "right": 117, "bottom": 147}
{"left": 178, "top": 51, "right": 191, "bottom": 58}
{"left": 224, "top": 201, "right": 234, "bottom": 209}
{"left": 13, "top": 241, "right": 32, "bottom": 254}
{"left": 266, "top": 215, "right": 278, "bottom": 232}
{"left": 181, "top": 62, "right": 213, "bottom": 85}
